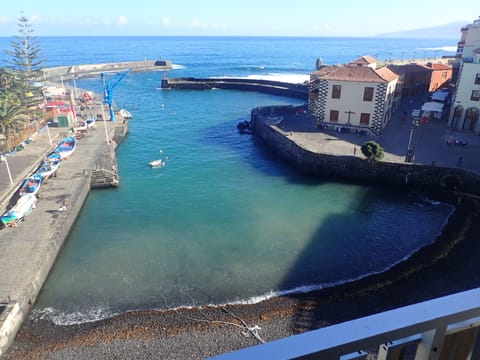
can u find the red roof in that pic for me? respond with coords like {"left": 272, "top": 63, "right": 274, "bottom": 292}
{"left": 312, "top": 65, "right": 397, "bottom": 83}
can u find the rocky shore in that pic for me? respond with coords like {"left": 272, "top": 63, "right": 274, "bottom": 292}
{"left": 4, "top": 195, "right": 480, "bottom": 359}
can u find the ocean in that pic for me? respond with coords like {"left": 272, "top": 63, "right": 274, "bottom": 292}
{"left": 0, "top": 36, "right": 457, "bottom": 324}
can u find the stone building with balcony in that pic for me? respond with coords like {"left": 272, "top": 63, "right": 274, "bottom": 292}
{"left": 308, "top": 56, "right": 399, "bottom": 135}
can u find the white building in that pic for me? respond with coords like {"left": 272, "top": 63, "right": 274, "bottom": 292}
{"left": 449, "top": 18, "right": 480, "bottom": 133}
{"left": 309, "top": 56, "right": 399, "bottom": 135}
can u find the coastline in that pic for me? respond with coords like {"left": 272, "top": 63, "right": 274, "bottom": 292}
{"left": 5, "top": 195, "right": 480, "bottom": 359}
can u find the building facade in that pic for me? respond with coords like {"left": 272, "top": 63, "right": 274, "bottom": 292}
{"left": 309, "top": 56, "right": 398, "bottom": 135}
{"left": 449, "top": 18, "right": 480, "bottom": 133}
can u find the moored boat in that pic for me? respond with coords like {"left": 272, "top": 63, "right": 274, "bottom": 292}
{"left": 18, "top": 173, "right": 43, "bottom": 196}
{"left": 37, "top": 153, "right": 62, "bottom": 179}
{"left": 1, "top": 193, "right": 37, "bottom": 227}
{"left": 149, "top": 159, "right": 165, "bottom": 167}
{"left": 54, "top": 136, "right": 77, "bottom": 159}
{"left": 119, "top": 108, "right": 132, "bottom": 119}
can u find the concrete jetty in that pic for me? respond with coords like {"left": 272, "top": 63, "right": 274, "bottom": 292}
{"left": 0, "top": 113, "right": 127, "bottom": 356}
{"left": 162, "top": 77, "right": 309, "bottom": 99}
{"left": 42, "top": 59, "right": 173, "bottom": 80}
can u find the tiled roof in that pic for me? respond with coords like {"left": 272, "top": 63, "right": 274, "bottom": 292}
{"left": 388, "top": 63, "right": 432, "bottom": 75}
{"left": 312, "top": 65, "right": 397, "bottom": 83}
{"left": 428, "top": 63, "right": 451, "bottom": 70}
{"left": 347, "top": 55, "right": 378, "bottom": 66}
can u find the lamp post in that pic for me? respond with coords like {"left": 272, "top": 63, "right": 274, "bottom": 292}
{"left": 405, "top": 119, "right": 419, "bottom": 163}
{"left": 0, "top": 155, "right": 13, "bottom": 184}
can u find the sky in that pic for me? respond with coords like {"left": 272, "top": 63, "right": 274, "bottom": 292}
{"left": 0, "top": 0, "right": 476, "bottom": 37}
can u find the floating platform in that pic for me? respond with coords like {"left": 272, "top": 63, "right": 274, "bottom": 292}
{"left": 161, "top": 77, "right": 309, "bottom": 100}
{"left": 42, "top": 60, "right": 173, "bottom": 80}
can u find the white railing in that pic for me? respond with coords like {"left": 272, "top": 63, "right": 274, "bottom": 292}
{"left": 212, "top": 288, "right": 480, "bottom": 360}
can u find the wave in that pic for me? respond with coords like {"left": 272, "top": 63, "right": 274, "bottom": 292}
{"left": 171, "top": 64, "right": 185, "bottom": 70}
{"left": 417, "top": 46, "right": 457, "bottom": 52}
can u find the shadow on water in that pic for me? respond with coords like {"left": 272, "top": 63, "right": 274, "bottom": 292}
{"left": 280, "top": 191, "right": 480, "bottom": 335}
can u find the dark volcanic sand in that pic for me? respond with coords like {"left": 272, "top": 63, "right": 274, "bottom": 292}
{"left": 5, "top": 197, "right": 480, "bottom": 360}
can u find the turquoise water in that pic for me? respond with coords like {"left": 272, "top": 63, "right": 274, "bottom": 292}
{"left": 24, "top": 37, "right": 456, "bottom": 324}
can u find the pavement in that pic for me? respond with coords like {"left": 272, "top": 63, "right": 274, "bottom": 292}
{"left": 278, "top": 96, "right": 480, "bottom": 174}
{"left": 0, "top": 105, "right": 121, "bottom": 356}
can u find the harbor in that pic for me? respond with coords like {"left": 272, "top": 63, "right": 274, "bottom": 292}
{"left": 0, "top": 99, "right": 128, "bottom": 355}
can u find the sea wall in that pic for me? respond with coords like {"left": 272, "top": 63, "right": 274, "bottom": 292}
{"left": 162, "top": 78, "right": 309, "bottom": 99}
{"left": 251, "top": 106, "right": 480, "bottom": 197}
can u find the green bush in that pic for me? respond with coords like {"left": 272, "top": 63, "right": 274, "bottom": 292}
{"left": 361, "top": 141, "right": 384, "bottom": 162}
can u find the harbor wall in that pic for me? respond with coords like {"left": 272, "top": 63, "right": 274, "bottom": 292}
{"left": 162, "top": 77, "right": 309, "bottom": 99}
{"left": 251, "top": 106, "right": 480, "bottom": 197}
{"left": 42, "top": 59, "right": 173, "bottom": 80}
{"left": 0, "top": 122, "right": 128, "bottom": 357}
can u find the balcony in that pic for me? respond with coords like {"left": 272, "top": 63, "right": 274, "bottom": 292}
{"left": 212, "top": 288, "right": 480, "bottom": 359}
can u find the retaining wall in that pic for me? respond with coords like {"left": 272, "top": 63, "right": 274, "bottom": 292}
{"left": 251, "top": 106, "right": 480, "bottom": 197}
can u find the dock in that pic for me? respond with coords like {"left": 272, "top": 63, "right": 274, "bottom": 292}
{"left": 42, "top": 59, "right": 173, "bottom": 80}
{"left": 161, "top": 77, "right": 309, "bottom": 99}
{"left": 0, "top": 111, "right": 127, "bottom": 356}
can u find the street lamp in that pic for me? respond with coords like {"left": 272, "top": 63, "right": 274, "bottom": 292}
{"left": 0, "top": 155, "right": 13, "bottom": 184}
{"left": 405, "top": 119, "right": 419, "bottom": 163}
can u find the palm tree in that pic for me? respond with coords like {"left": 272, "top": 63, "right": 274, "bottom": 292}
{"left": 0, "top": 89, "right": 29, "bottom": 151}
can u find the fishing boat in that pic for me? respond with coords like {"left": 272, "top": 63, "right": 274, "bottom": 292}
{"left": 119, "top": 108, "right": 132, "bottom": 119}
{"left": 85, "top": 118, "right": 97, "bottom": 129}
{"left": 37, "top": 153, "right": 61, "bottom": 179}
{"left": 149, "top": 159, "right": 165, "bottom": 167}
{"left": 18, "top": 173, "right": 43, "bottom": 196}
{"left": 1, "top": 193, "right": 37, "bottom": 228}
{"left": 54, "top": 136, "right": 77, "bottom": 159}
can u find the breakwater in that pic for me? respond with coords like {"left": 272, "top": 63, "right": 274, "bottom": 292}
{"left": 251, "top": 105, "right": 480, "bottom": 198}
{"left": 42, "top": 59, "right": 173, "bottom": 80}
{"left": 161, "top": 77, "right": 309, "bottom": 99}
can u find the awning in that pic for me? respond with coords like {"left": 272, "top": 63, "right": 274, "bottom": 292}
{"left": 431, "top": 91, "right": 449, "bottom": 102}
{"left": 421, "top": 102, "right": 444, "bottom": 113}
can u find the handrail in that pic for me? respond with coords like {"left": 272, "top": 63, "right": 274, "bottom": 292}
{"left": 211, "top": 288, "right": 480, "bottom": 359}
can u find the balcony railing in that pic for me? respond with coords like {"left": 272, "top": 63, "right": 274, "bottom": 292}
{"left": 212, "top": 288, "right": 480, "bottom": 359}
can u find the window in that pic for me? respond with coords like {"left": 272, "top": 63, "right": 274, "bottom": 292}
{"left": 475, "top": 73, "right": 480, "bottom": 85}
{"left": 360, "top": 113, "right": 370, "bottom": 125}
{"left": 471, "top": 90, "right": 480, "bottom": 101}
{"left": 332, "top": 85, "right": 341, "bottom": 99}
{"left": 363, "top": 87, "right": 374, "bottom": 101}
{"left": 329, "top": 110, "right": 339, "bottom": 122}
{"left": 441, "top": 71, "right": 448, "bottom": 81}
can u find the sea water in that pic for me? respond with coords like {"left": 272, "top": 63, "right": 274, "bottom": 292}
{"left": 3, "top": 36, "right": 456, "bottom": 324}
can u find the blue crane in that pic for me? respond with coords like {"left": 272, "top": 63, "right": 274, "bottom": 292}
{"left": 101, "top": 70, "right": 130, "bottom": 121}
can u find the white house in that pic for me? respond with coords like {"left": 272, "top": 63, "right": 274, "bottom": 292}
{"left": 308, "top": 56, "right": 398, "bottom": 135}
{"left": 449, "top": 18, "right": 480, "bottom": 133}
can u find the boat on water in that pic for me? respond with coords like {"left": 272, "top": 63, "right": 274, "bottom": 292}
{"left": 37, "top": 153, "right": 62, "bottom": 179}
{"left": 149, "top": 159, "right": 165, "bottom": 167}
{"left": 54, "top": 136, "right": 77, "bottom": 159}
{"left": 18, "top": 173, "right": 43, "bottom": 196}
{"left": 119, "top": 108, "right": 132, "bottom": 119}
{"left": 1, "top": 193, "right": 37, "bottom": 227}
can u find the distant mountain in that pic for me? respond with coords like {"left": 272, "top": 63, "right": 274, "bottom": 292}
{"left": 378, "top": 22, "right": 466, "bottom": 39}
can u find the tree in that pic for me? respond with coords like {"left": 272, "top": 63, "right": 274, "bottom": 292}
{"left": 4, "top": 15, "right": 44, "bottom": 122}
{"left": 361, "top": 141, "right": 384, "bottom": 162}
{"left": 0, "top": 89, "right": 29, "bottom": 151}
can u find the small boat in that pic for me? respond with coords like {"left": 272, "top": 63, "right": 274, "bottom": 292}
{"left": 119, "top": 108, "right": 132, "bottom": 119}
{"left": 54, "top": 136, "right": 77, "bottom": 159}
{"left": 73, "top": 121, "right": 88, "bottom": 132}
{"left": 85, "top": 118, "right": 97, "bottom": 129}
{"left": 1, "top": 193, "right": 37, "bottom": 227}
{"left": 18, "top": 173, "right": 43, "bottom": 196}
{"left": 37, "top": 153, "right": 61, "bottom": 179}
{"left": 149, "top": 159, "right": 165, "bottom": 167}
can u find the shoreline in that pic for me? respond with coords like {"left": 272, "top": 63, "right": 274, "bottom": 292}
{"left": 5, "top": 194, "right": 479, "bottom": 359}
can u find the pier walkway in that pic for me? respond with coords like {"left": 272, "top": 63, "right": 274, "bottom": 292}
{"left": 0, "top": 115, "right": 121, "bottom": 356}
